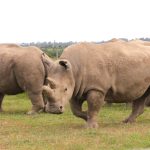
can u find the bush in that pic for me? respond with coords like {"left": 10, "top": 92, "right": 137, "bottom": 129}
{"left": 42, "top": 48, "right": 64, "bottom": 58}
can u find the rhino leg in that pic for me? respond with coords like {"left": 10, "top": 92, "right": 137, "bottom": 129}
{"left": 123, "top": 97, "right": 146, "bottom": 123}
{"left": 0, "top": 94, "right": 4, "bottom": 112}
{"left": 86, "top": 90, "right": 105, "bottom": 128}
{"left": 70, "top": 98, "right": 87, "bottom": 121}
{"left": 27, "top": 92, "right": 45, "bottom": 115}
{"left": 145, "top": 96, "right": 150, "bottom": 106}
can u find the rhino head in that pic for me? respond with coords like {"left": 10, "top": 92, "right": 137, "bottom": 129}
{"left": 42, "top": 54, "right": 75, "bottom": 114}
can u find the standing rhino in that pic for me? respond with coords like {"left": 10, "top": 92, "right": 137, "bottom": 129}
{"left": 0, "top": 44, "right": 54, "bottom": 114}
{"left": 42, "top": 39, "right": 150, "bottom": 128}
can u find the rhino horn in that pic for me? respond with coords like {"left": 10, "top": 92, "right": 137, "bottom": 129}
{"left": 42, "top": 85, "right": 53, "bottom": 97}
{"left": 46, "top": 77, "right": 57, "bottom": 89}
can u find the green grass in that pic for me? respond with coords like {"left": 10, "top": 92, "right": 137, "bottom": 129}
{"left": 0, "top": 94, "right": 150, "bottom": 150}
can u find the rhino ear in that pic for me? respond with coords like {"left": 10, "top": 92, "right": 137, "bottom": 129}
{"left": 46, "top": 77, "right": 57, "bottom": 89}
{"left": 59, "top": 60, "right": 70, "bottom": 70}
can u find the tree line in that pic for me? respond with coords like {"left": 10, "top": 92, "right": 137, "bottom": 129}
{"left": 20, "top": 38, "right": 150, "bottom": 58}
{"left": 21, "top": 41, "right": 76, "bottom": 58}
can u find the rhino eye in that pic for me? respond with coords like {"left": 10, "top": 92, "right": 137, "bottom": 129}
{"left": 64, "top": 88, "right": 67, "bottom": 91}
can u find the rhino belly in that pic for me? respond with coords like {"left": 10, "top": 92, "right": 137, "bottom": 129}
{"left": 0, "top": 81, "right": 23, "bottom": 95}
{"left": 0, "top": 72, "right": 23, "bottom": 95}
{"left": 105, "top": 85, "right": 149, "bottom": 103}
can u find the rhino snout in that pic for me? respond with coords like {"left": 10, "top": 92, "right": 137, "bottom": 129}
{"left": 45, "top": 104, "right": 64, "bottom": 114}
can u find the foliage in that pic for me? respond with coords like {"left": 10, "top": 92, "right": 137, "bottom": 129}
{"left": 0, "top": 94, "right": 150, "bottom": 150}
{"left": 42, "top": 47, "right": 64, "bottom": 58}
{"left": 21, "top": 41, "right": 76, "bottom": 58}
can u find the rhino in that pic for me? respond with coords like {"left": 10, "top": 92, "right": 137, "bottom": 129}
{"left": 42, "top": 39, "right": 150, "bottom": 128}
{"left": 0, "top": 44, "right": 56, "bottom": 114}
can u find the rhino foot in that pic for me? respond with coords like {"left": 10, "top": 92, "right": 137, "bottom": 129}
{"left": 26, "top": 108, "right": 44, "bottom": 115}
{"left": 38, "top": 108, "right": 45, "bottom": 113}
{"left": 122, "top": 118, "right": 135, "bottom": 123}
{"left": 85, "top": 120, "right": 99, "bottom": 128}
{"left": 26, "top": 110, "right": 38, "bottom": 115}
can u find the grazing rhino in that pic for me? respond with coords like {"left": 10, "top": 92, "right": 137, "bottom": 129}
{"left": 0, "top": 44, "right": 54, "bottom": 114}
{"left": 42, "top": 39, "right": 150, "bottom": 128}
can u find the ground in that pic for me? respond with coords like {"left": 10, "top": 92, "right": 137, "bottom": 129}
{"left": 0, "top": 94, "right": 150, "bottom": 150}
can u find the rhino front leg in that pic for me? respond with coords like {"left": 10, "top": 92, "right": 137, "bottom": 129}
{"left": 27, "top": 92, "right": 45, "bottom": 115}
{"left": 86, "top": 90, "right": 105, "bottom": 128}
{"left": 0, "top": 94, "right": 4, "bottom": 112}
{"left": 70, "top": 98, "right": 87, "bottom": 121}
{"left": 123, "top": 97, "right": 146, "bottom": 123}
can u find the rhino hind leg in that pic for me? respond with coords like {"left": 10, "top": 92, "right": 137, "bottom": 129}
{"left": 123, "top": 97, "right": 146, "bottom": 123}
{"left": 86, "top": 90, "right": 105, "bottom": 128}
{"left": 0, "top": 94, "right": 4, "bottom": 112}
{"left": 27, "top": 92, "right": 45, "bottom": 115}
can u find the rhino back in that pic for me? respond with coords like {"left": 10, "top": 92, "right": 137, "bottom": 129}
{"left": 60, "top": 41, "right": 150, "bottom": 102}
{"left": 0, "top": 44, "right": 45, "bottom": 95}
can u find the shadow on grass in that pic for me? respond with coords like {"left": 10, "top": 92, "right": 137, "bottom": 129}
{"left": 0, "top": 110, "right": 27, "bottom": 115}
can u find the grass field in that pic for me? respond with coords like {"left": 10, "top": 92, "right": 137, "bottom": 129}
{"left": 0, "top": 94, "right": 150, "bottom": 150}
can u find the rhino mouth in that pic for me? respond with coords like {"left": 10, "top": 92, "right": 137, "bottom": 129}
{"left": 45, "top": 109, "right": 63, "bottom": 114}
{"left": 49, "top": 111, "right": 63, "bottom": 114}
{"left": 44, "top": 105, "right": 64, "bottom": 114}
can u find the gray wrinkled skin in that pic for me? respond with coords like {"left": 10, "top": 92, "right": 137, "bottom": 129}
{"left": 42, "top": 39, "right": 150, "bottom": 128}
{"left": 0, "top": 44, "right": 53, "bottom": 114}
